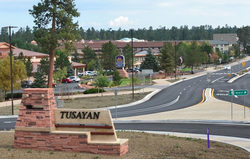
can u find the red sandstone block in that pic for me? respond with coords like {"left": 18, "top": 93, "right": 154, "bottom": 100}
{"left": 112, "top": 145, "right": 121, "bottom": 149}
{"left": 89, "top": 148, "right": 99, "bottom": 154}
{"left": 62, "top": 148, "right": 73, "bottom": 152}
{"left": 78, "top": 143, "right": 88, "bottom": 148}
{"left": 68, "top": 142, "right": 79, "bottom": 146}
{"left": 98, "top": 145, "right": 113, "bottom": 150}
{"left": 14, "top": 140, "right": 26, "bottom": 144}
{"left": 14, "top": 134, "right": 25, "bottom": 138}
{"left": 62, "top": 145, "right": 79, "bottom": 149}
{"left": 55, "top": 146, "right": 63, "bottom": 151}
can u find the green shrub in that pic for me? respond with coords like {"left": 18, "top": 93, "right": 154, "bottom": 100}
{"left": 81, "top": 81, "right": 85, "bottom": 84}
{"left": 5, "top": 93, "right": 23, "bottom": 99}
{"left": 83, "top": 88, "right": 105, "bottom": 94}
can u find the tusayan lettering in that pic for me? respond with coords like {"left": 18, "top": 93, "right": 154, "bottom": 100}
{"left": 60, "top": 111, "right": 100, "bottom": 119}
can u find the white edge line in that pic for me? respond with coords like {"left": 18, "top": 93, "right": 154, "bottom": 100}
{"left": 211, "top": 77, "right": 224, "bottom": 83}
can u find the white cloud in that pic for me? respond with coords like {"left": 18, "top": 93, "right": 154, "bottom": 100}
{"left": 157, "top": 2, "right": 170, "bottom": 7}
{"left": 108, "top": 16, "right": 137, "bottom": 28}
{"left": 88, "top": 22, "right": 102, "bottom": 26}
{"left": 80, "top": 22, "right": 85, "bottom": 27}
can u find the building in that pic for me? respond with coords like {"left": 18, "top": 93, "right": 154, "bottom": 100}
{"left": 0, "top": 42, "right": 86, "bottom": 76}
{"left": 213, "top": 33, "right": 238, "bottom": 44}
{"left": 200, "top": 40, "right": 233, "bottom": 53}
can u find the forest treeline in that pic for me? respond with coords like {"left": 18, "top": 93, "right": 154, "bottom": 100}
{"left": 0, "top": 24, "right": 238, "bottom": 49}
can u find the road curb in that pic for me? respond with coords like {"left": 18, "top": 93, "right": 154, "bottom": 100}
{"left": 99, "top": 89, "right": 162, "bottom": 110}
{"left": 113, "top": 119, "right": 250, "bottom": 124}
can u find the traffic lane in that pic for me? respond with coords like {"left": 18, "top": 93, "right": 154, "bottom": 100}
{"left": 114, "top": 123, "right": 250, "bottom": 139}
{"left": 213, "top": 74, "right": 250, "bottom": 107}
{"left": 110, "top": 76, "right": 207, "bottom": 118}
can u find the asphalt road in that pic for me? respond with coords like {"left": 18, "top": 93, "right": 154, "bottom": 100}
{"left": 114, "top": 122, "right": 250, "bottom": 139}
{"left": 109, "top": 60, "right": 250, "bottom": 119}
{"left": 1, "top": 117, "right": 250, "bottom": 139}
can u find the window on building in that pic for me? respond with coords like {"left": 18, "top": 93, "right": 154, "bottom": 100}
{"left": 136, "top": 57, "right": 138, "bottom": 61}
{"left": 140, "top": 57, "right": 143, "bottom": 61}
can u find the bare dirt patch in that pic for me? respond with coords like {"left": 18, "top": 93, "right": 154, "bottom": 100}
{"left": 0, "top": 131, "right": 249, "bottom": 159}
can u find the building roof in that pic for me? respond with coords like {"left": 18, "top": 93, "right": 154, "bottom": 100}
{"left": 0, "top": 42, "right": 16, "bottom": 49}
{"left": 71, "top": 61, "right": 86, "bottom": 68}
{"left": 199, "top": 40, "right": 232, "bottom": 45}
{"left": 135, "top": 49, "right": 161, "bottom": 56}
{"left": 13, "top": 48, "right": 49, "bottom": 58}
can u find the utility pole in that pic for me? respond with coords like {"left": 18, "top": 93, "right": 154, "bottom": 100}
{"left": 130, "top": 28, "right": 134, "bottom": 99}
{"left": 175, "top": 41, "right": 177, "bottom": 79}
{"left": 3, "top": 26, "right": 18, "bottom": 115}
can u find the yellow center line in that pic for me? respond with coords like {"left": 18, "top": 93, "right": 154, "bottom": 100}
{"left": 211, "top": 89, "right": 215, "bottom": 98}
{"left": 193, "top": 89, "right": 205, "bottom": 106}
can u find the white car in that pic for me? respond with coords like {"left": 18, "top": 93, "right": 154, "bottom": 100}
{"left": 69, "top": 76, "right": 80, "bottom": 83}
{"left": 78, "top": 72, "right": 84, "bottom": 76}
{"left": 224, "top": 65, "right": 231, "bottom": 70}
{"left": 85, "top": 71, "right": 97, "bottom": 76}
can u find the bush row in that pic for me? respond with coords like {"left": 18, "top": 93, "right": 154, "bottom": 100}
{"left": 83, "top": 88, "right": 105, "bottom": 94}
{"left": 5, "top": 93, "right": 23, "bottom": 99}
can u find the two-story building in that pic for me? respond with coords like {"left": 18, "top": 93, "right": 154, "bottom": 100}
{"left": 0, "top": 42, "right": 86, "bottom": 76}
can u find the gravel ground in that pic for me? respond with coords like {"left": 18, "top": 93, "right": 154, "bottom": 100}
{"left": 1, "top": 131, "right": 249, "bottom": 159}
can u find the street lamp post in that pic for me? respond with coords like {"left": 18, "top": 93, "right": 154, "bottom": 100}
{"left": 130, "top": 28, "right": 134, "bottom": 99}
{"left": 3, "top": 26, "right": 18, "bottom": 115}
{"left": 175, "top": 41, "right": 177, "bottom": 79}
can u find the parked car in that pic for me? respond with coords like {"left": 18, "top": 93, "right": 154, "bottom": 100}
{"left": 126, "top": 68, "right": 140, "bottom": 73}
{"left": 46, "top": 82, "right": 57, "bottom": 88}
{"left": 21, "top": 80, "right": 33, "bottom": 88}
{"left": 78, "top": 72, "right": 84, "bottom": 76}
{"left": 224, "top": 65, "right": 231, "bottom": 70}
{"left": 69, "top": 76, "right": 80, "bottom": 83}
{"left": 61, "top": 78, "right": 72, "bottom": 83}
{"left": 85, "top": 71, "right": 95, "bottom": 76}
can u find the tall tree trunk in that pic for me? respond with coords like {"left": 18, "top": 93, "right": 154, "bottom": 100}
{"left": 48, "top": 13, "right": 56, "bottom": 88}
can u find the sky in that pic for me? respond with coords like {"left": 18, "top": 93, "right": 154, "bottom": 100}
{"left": 1, "top": 0, "right": 250, "bottom": 31}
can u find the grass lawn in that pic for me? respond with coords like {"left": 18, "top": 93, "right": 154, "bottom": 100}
{"left": 181, "top": 68, "right": 192, "bottom": 71}
{"left": 119, "top": 78, "right": 150, "bottom": 86}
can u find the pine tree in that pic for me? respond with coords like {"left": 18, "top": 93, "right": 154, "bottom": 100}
{"left": 140, "top": 48, "right": 159, "bottom": 72}
{"left": 31, "top": 66, "right": 47, "bottom": 88}
{"left": 29, "top": 0, "right": 80, "bottom": 88}
{"left": 112, "top": 70, "right": 122, "bottom": 86}
{"left": 25, "top": 57, "right": 33, "bottom": 79}
{"left": 159, "top": 42, "right": 174, "bottom": 76}
{"left": 100, "top": 41, "right": 119, "bottom": 71}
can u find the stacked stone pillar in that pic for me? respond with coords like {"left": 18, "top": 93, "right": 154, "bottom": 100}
{"left": 14, "top": 88, "right": 128, "bottom": 156}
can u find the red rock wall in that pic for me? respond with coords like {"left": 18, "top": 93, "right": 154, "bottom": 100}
{"left": 14, "top": 131, "right": 128, "bottom": 156}
{"left": 14, "top": 88, "right": 129, "bottom": 156}
{"left": 15, "top": 88, "right": 57, "bottom": 128}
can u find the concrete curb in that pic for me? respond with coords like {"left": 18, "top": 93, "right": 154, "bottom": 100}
{"left": 113, "top": 119, "right": 250, "bottom": 124}
{"left": 228, "top": 67, "right": 250, "bottom": 83}
{"left": 99, "top": 89, "right": 162, "bottom": 110}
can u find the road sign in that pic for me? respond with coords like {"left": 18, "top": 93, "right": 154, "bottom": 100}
{"left": 242, "top": 62, "right": 246, "bottom": 67}
{"left": 229, "top": 90, "right": 248, "bottom": 96}
{"left": 115, "top": 55, "right": 125, "bottom": 67}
